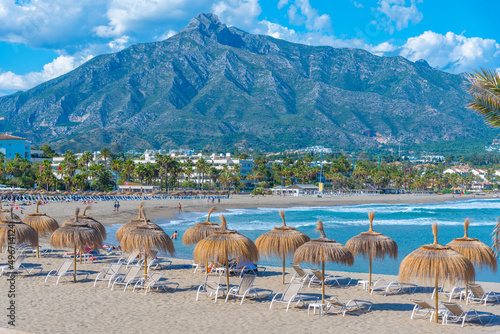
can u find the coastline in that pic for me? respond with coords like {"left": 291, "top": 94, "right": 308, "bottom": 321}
{"left": 16, "top": 193, "right": 495, "bottom": 227}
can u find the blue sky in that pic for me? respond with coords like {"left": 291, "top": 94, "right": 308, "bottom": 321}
{"left": 0, "top": 0, "right": 499, "bottom": 96}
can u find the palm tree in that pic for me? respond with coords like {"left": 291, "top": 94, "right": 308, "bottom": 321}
{"left": 196, "top": 158, "right": 209, "bottom": 189}
{"left": 155, "top": 154, "right": 174, "bottom": 191}
{"left": 123, "top": 159, "right": 135, "bottom": 182}
{"left": 111, "top": 159, "right": 122, "bottom": 188}
{"left": 99, "top": 147, "right": 112, "bottom": 169}
{"left": 467, "top": 69, "right": 500, "bottom": 126}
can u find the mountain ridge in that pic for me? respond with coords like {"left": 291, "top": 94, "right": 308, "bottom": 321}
{"left": 0, "top": 13, "right": 493, "bottom": 153}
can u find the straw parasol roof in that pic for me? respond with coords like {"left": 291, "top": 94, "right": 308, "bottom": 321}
{"left": 120, "top": 209, "right": 174, "bottom": 280}
{"left": 255, "top": 210, "right": 310, "bottom": 284}
{"left": 345, "top": 212, "right": 398, "bottom": 292}
{"left": 0, "top": 209, "right": 38, "bottom": 250}
{"left": 182, "top": 207, "right": 220, "bottom": 246}
{"left": 0, "top": 202, "right": 20, "bottom": 220}
{"left": 399, "top": 223, "right": 475, "bottom": 323}
{"left": 22, "top": 200, "right": 59, "bottom": 258}
{"left": 65, "top": 206, "right": 106, "bottom": 240}
{"left": 116, "top": 203, "right": 159, "bottom": 243}
{"left": 294, "top": 219, "right": 354, "bottom": 302}
{"left": 194, "top": 215, "right": 259, "bottom": 290}
{"left": 447, "top": 218, "right": 497, "bottom": 271}
{"left": 50, "top": 208, "right": 104, "bottom": 281}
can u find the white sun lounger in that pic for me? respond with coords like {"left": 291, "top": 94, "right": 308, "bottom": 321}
{"left": 442, "top": 302, "right": 495, "bottom": 327}
{"left": 466, "top": 283, "right": 500, "bottom": 306}
{"left": 270, "top": 279, "right": 318, "bottom": 312}
{"left": 0, "top": 254, "right": 43, "bottom": 278}
{"left": 196, "top": 272, "right": 226, "bottom": 303}
{"left": 45, "top": 260, "right": 89, "bottom": 285}
{"left": 308, "top": 268, "right": 352, "bottom": 288}
{"left": 225, "top": 274, "right": 273, "bottom": 304}
{"left": 369, "top": 280, "right": 417, "bottom": 296}
{"left": 325, "top": 298, "right": 373, "bottom": 316}
{"left": 111, "top": 265, "right": 142, "bottom": 291}
{"left": 94, "top": 263, "right": 123, "bottom": 287}
{"left": 132, "top": 272, "right": 179, "bottom": 294}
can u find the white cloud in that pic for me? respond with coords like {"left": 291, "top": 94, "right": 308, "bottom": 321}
{"left": 352, "top": 1, "right": 364, "bottom": 8}
{"left": 0, "top": 55, "right": 92, "bottom": 91}
{"left": 285, "top": 0, "right": 332, "bottom": 31}
{"left": 370, "top": 41, "right": 397, "bottom": 55}
{"left": 376, "top": 0, "right": 422, "bottom": 34}
{"left": 277, "top": 0, "right": 289, "bottom": 10}
{"left": 397, "top": 31, "right": 500, "bottom": 73}
{"left": 108, "top": 35, "right": 131, "bottom": 52}
{"left": 212, "top": 0, "right": 262, "bottom": 31}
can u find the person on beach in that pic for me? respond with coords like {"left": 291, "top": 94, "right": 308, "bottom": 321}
{"left": 178, "top": 203, "right": 182, "bottom": 212}
{"left": 113, "top": 200, "right": 117, "bottom": 212}
{"left": 171, "top": 231, "right": 179, "bottom": 239}
{"left": 116, "top": 200, "right": 120, "bottom": 212}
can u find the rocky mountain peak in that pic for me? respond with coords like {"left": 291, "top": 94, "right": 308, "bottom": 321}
{"left": 183, "top": 13, "right": 227, "bottom": 36}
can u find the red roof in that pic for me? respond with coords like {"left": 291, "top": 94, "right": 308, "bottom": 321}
{"left": 0, "top": 134, "right": 26, "bottom": 140}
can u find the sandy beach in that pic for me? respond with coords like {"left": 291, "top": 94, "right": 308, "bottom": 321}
{"left": 1, "top": 193, "right": 499, "bottom": 333}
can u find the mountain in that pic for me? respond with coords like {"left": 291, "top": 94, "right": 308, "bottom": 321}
{"left": 0, "top": 13, "right": 494, "bottom": 153}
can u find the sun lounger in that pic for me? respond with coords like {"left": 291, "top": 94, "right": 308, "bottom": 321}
{"left": 132, "top": 272, "right": 179, "bottom": 294}
{"left": 196, "top": 272, "right": 226, "bottom": 303}
{"left": 410, "top": 299, "right": 448, "bottom": 321}
{"left": 441, "top": 302, "right": 495, "bottom": 327}
{"left": 432, "top": 283, "right": 464, "bottom": 302}
{"left": 466, "top": 283, "right": 500, "bottom": 306}
{"left": 117, "top": 250, "right": 140, "bottom": 268}
{"left": 308, "top": 268, "right": 352, "bottom": 288}
{"left": 45, "top": 260, "right": 89, "bottom": 285}
{"left": 290, "top": 263, "right": 314, "bottom": 283}
{"left": 325, "top": 297, "right": 373, "bottom": 316}
{"left": 111, "top": 265, "right": 142, "bottom": 291}
{"left": 270, "top": 279, "right": 318, "bottom": 312}
{"left": 369, "top": 280, "right": 417, "bottom": 296}
{"left": 225, "top": 274, "right": 273, "bottom": 304}
{"left": 94, "top": 263, "right": 123, "bottom": 287}
{"left": 0, "top": 254, "right": 43, "bottom": 278}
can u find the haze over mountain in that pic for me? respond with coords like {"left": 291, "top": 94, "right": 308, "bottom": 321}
{"left": 0, "top": 13, "right": 493, "bottom": 153}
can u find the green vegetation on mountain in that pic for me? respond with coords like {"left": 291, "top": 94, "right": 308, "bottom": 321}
{"left": 0, "top": 13, "right": 494, "bottom": 153}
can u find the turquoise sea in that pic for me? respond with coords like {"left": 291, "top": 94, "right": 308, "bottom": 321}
{"left": 106, "top": 198, "right": 500, "bottom": 282}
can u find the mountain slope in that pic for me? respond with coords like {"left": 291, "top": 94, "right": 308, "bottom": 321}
{"left": 0, "top": 13, "right": 492, "bottom": 152}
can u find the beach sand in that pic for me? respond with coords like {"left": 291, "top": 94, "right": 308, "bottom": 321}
{"left": 1, "top": 193, "right": 499, "bottom": 333}
{"left": 0, "top": 256, "right": 499, "bottom": 333}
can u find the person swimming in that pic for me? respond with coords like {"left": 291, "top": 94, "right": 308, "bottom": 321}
{"left": 171, "top": 231, "right": 179, "bottom": 240}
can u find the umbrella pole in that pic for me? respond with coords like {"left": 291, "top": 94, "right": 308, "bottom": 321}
{"left": 73, "top": 243, "right": 77, "bottom": 282}
{"left": 434, "top": 272, "right": 438, "bottom": 323}
{"left": 322, "top": 261, "right": 325, "bottom": 304}
{"left": 36, "top": 236, "right": 40, "bottom": 259}
{"left": 368, "top": 256, "right": 372, "bottom": 293}
{"left": 225, "top": 260, "right": 230, "bottom": 292}
{"left": 144, "top": 252, "right": 148, "bottom": 281}
{"left": 282, "top": 250, "right": 286, "bottom": 285}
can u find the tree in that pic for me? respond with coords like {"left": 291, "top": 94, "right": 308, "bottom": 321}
{"left": 467, "top": 69, "right": 500, "bottom": 126}
{"left": 111, "top": 159, "right": 122, "bottom": 187}
{"left": 99, "top": 147, "right": 112, "bottom": 169}
{"left": 123, "top": 159, "right": 135, "bottom": 182}
{"left": 196, "top": 158, "right": 209, "bottom": 189}
{"left": 39, "top": 144, "right": 56, "bottom": 158}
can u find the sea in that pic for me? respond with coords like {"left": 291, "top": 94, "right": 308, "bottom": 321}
{"left": 105, "top": 198, "right": 500, "bottom": 282}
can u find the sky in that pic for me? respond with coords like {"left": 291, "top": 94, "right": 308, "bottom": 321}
{"left": 0, "top": 0, "right": 499, "bottom": 96}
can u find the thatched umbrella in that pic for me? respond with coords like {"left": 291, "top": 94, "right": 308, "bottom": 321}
{"left": 255, "top": 210, "right": 310, "bottom": 284}
{"left": 447, "top": 218, "right": 497, "bottom": 298}
{"left": 399, "top": 223, "right": 475, "bottom": 323}
{"left": 0, "top": 202, "right": 20, "bottom": 220}
{"left": 182, "top": 207, "right": 220, "bottom": 245}
{"left": 50, "top": 208, "right": 103, "bottom": 281}
{"left": 116, "top": 203, "right": 160, "bottom": 243}
{"left": 22, "top": 200, "right": 59, "bottom": 258}
{"left": 120, "top": 210, "right": 175, "bottom": 280}
{"left": 194, "top": 215, "right": 259, "bottom": 291}
{"left": 0, "top": 209, "right": 38, "bottom": 251}
{"left": 345, "top": 212, "right": 398, "bottom": 292}
{"left": 294, "top": 220, "right": 354, "bottom": 303}
{"left": 64, "top": 206, "right": 106, "bottom": 240}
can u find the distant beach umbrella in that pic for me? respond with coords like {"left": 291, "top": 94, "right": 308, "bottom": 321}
{"left": 0, "top": 202, "right": 20, "bottom": 220}
{"left": 64, "top": 206, "right": 106, "bottom": 240}
{"left": 294, "top": 220, "right": 354, "bottom": 303}
{"left": 121, "top": 209, "right": 174, "bottom": 280}
{"left": 50, "top": 208, "right": 103, "bottom": 282}
{"left": 0, "top": 209, "right": 38, "bottom": 250}
{"left": 22, "top": 200, "right": 59, "bottom": 258}
{"left": 182, "top": 207, "right": 219, "bottom": 246}
{"left": 399, "top": 223, "right": 475, "bottom": 323}
{"left": 116, "top": 203, "right": 159, "bottom": 243}
{"left": 448, "top": 218, "right": 497, "bottom": 298}
{"left": 194, "top": 215, "right": 259, "bottom": 291}
{"left": 345, "top": 212, "right": 397, "bottom": 292}
{"left": 255, "top": 210, "right": 310, "bottom": 284}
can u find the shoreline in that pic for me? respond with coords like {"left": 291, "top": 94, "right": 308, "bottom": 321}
{"left": 16, "top": 193, "right": 495, "bottom": 227}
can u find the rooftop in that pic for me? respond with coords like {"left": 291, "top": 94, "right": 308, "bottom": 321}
{"left": 0, "top": 134, "right": 26, "bottom": 140}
